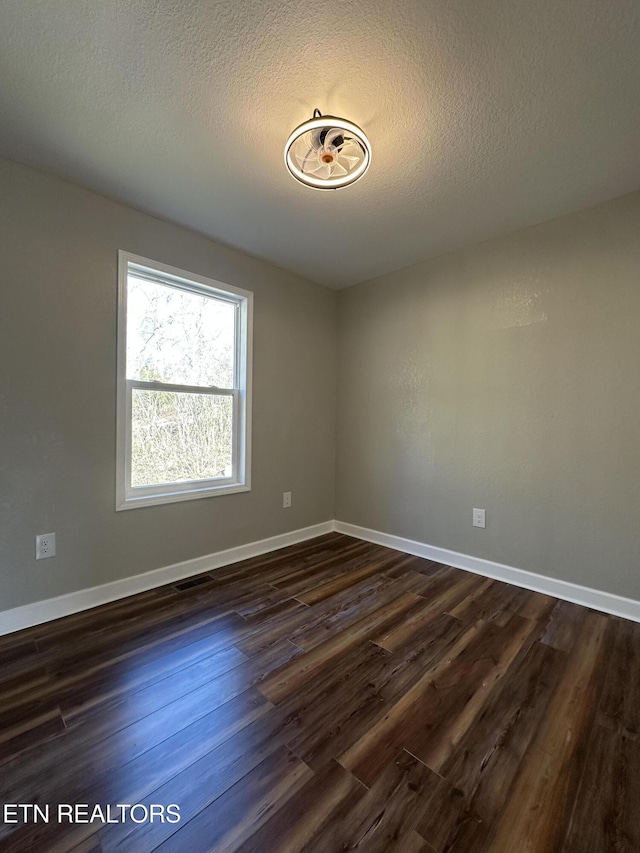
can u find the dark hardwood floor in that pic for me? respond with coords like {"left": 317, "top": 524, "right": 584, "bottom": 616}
{"left": 0, "top": 532, "right": 638, "bottom": 851}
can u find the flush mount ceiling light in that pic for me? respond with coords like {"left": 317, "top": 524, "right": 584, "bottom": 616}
{"left": 284, "top": 109, "right": 371, "bottom": 190}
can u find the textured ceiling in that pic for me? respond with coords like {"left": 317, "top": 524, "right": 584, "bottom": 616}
{"left": 1, "top": 0, "right": 640, "bottom": 288}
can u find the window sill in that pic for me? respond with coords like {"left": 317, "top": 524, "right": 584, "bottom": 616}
{"left": 116, "top": 482, "right": 250, "bottom": 511}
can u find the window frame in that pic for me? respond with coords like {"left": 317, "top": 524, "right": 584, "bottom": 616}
{"left": 116, "top": 251, "right": 253, "bottom": 511}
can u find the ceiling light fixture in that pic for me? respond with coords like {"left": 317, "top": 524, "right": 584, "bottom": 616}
{"left": 284, "top": 109, "right": 371, "bottom": 190}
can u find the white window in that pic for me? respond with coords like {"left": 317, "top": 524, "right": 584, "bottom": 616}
{"left": 116, "top": 252, "right": 252, "bottom": 510}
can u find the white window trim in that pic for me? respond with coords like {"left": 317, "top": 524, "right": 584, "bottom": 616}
{"left": 116, "top": 251, "right": 253, "bottom": 510}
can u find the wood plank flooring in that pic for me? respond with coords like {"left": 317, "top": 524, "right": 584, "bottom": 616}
{"left": 0, "top": 532, "right": 638, "bottom": 851}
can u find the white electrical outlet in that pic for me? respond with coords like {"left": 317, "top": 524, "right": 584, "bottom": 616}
{"left": 472, "top": 508, "right": 486, "bottom": 529}
{"left": 35, "top": 532, "right": 56, "bottom": 560}
{"left": 283, "top": 491, "right": 292, "bottom": 508}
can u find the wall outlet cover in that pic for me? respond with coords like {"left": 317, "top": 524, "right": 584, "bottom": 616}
{"left": 36, "top": 533, "right": 56, "bottom": 559}
{"left": 472, "top": 508, "right": 486, "bottom": 529}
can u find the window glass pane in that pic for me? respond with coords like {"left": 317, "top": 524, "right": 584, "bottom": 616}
{"left": 131, "top": 390, "right": 233, "bottom": 487}
{"left": 126, "top": 275, "right": 235, "bottom": 388}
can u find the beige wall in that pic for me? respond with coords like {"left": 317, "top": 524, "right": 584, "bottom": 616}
{"left": 336, "top": 191, "right": 640, "bottom": 600}
{"left": 0, "top": 159, "right": 337, "bottom": 611}
{"left": 2, "top": 157, "right": 639, "bottom": 613}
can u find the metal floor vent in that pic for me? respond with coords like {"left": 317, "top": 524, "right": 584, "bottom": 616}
{"left": 174, "top": 575, "right": 214, "bottom": 591}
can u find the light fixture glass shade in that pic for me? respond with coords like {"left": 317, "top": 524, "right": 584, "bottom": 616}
{"left": 284, "top": 112, "right": 371, "bottom": 190}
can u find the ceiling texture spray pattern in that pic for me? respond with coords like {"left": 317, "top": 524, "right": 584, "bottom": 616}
{"left": 1, "top": 0, "right": 639, "bottom": 287}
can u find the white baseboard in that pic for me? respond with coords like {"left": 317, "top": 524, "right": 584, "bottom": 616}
{"left": 4, "top": 517, "right": 638, "bottom": 636}
{"left": 0, "top": 521, "right": 334, "bottom": 637}
{"left": 335, "top": 520, "right": 640, "bottom": 623}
